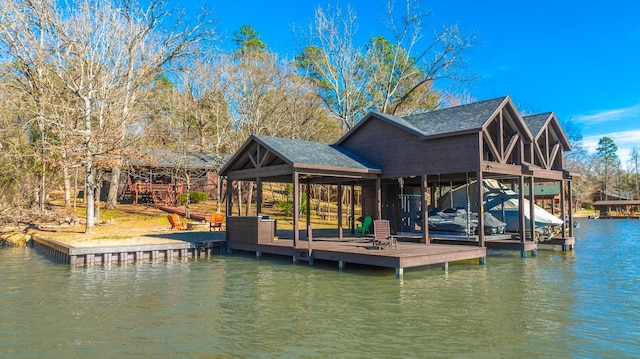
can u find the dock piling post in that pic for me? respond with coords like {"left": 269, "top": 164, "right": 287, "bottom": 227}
{"left": 338, "top": 261, "right": 344, "bottom": 270}
{"left": 479, "top": 257, "right": 486, "bottom": 265}
{"left": 395, "top": 268, "right": 403, "bottom": 279}
{"left": 256, "top": 251, "right": 262, "bottom": 258}
{"left": 531, "top": 249, "right": 538, "bottom": 257}
{"left": 441, "top": 262, "right": 448, "bottom": 271}
{"left": 521, "top": 250, "right": 528, "bottom": 258}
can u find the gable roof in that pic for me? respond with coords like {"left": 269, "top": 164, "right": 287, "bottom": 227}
{"left": 337, "top": 96, "right": 534, "bottom": 145}
{"left": 125, "top": 149, "right": 228, "bottom": 170}
{"left": 402, "top": 96, "right": 508, "bottom": 138}
{"left": 220, "top": 134, "right": 381, "bottom": 179}
{"left": 523, "top": 112, "right": 572, "bottom": 150}
{"left": 254, "top": 135, "right": 381, "bottom": 171}
{"left": 522, "top": 112, "right": 551, "bottom": 137}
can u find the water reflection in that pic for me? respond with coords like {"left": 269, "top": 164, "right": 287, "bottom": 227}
{"left": 1, "top": 220, "right": 639, "bottom": 357}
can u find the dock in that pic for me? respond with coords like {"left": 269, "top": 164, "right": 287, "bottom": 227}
{"left": 31, "top": 232, "right": 226, "bottom": 267}
{"left": 226, "top": 228, "right": 487, "bottom": 277}
{"left": 31, "top": 226, "right": 573, "bottom": 277}
{"left": 430, "top": 232, "right": 575, "bottom": 255}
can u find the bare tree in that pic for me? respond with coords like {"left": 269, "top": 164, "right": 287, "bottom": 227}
{"left": 628, "top": 146, "right": 640, "bottom": 199}
{"left": 296, "top": 4, "right": 370, "bottom": 132}
{"left": 0, "top": 0, "right": 215, "bottom": 232}
{"left": 296, "top": 0, "right": 477, "bottom": 130}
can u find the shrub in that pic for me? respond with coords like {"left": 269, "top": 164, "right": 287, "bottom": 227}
{"left": 275, "top": 200, "right": 293, "bottom": 216}
{"left": 179, "top": 191, "right": 208, "bottom": 204}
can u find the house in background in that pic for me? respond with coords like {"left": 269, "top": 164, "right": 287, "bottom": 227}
{"left": 119, "top": 149, "right": 228, "bottom": 206}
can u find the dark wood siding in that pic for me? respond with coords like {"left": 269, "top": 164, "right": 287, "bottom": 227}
{"left": 341, "top": 117, "right": 480, "bottom": 177}
{"left": 362, "top": 184, "right": 376, "bottom": 220}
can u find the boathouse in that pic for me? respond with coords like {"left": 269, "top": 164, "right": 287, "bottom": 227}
{"left": 219, "top": 96, "right": 575, "bottom": 274}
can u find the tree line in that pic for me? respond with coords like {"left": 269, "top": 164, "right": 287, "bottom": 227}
{"left": 563, "top": 126, "right": 640, "bottom": 210}
{"left": 0, "top": 0, "right": 476, "bottom": 231}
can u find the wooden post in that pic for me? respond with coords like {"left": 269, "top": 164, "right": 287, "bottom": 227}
{"left": 305, "top": 182, "right": 311, "bottom": 239}
{"left": 568, "top": 179, "right": 574, "bottom": 237}
{"left": 430, "top": 185, "right": 437, "bottom": 210}
{"left": 337, "top": 184, "right": 343, "bottom": 239}
{"left": 560, "top": 179, "right": 567, "bottom": 237}
{"left": 476, "top": 171, "right": 485, "bottom": 247}
{"left": 226, "top": 177, "right": 232, "bottom": 242}
{"left": 518, "top": 175, "right": 526, "bottom": 243}
{"left": 395, "top": 267, "right": 404, "bottom": 279}
{"left": 256, "top": 177, "right": 262, "bottom": 215}
{"left": 529, "top": 177, "right": 536, "bottom": 242}
{"left": 421, "top": 174, "right": 429, "bottom": 245}
{"left": 375, "top": 178, "right": 382, "bottom": 220}
{"left": 293, "top": 172, "right": 299, "bottom": 247}
{"left": 226, "top": 178, "right": 232, "bottom": 216}
{"left": 350, "top": 185, "right": 355, "bottom": 234}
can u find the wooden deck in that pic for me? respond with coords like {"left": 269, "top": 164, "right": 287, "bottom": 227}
{"left": 31, "top": 233, "right": 226, "bottom": 267}
{"left": 226, "top": 229, "right": 487, "bottom": 277}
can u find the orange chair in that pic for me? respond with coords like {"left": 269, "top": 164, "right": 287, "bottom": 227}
{"left": 167, "top": 213, "right": 187, "bottom": 230}
{"left": 210, "top": 213, "right": 224, "bottom": 231}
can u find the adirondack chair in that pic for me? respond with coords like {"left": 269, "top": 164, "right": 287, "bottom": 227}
{"left": 356, "top": 216, "right": 372, "bottom": 235}
{"left": 210, "top": 213, "right": 224, "bottom": 231}
{"left": 167, "top": 213, "right": 187, "bottom": 230}
{"left": 372, "top": 219, "right": 397, "bottom": 250}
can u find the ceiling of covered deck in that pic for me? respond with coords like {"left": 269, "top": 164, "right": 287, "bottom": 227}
{"left": 220, "top": 134, "right": 382, "bottom": 184}
{"left": 382, "top": 171, "right": 550, "bottom": 189}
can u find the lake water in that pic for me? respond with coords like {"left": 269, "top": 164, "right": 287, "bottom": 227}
{"left": 1, "top": 219, "right": 639, "bottom": 358}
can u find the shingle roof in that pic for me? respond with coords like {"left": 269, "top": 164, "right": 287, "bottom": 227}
{"left": 400, "top": 96, "right": 508, "bottom": 137}
{"left": 126, "top": 149, "right": 228, "bottom": 170}
{"left": 523, "top": 112, "right": 552, "bottom": 138}
{"left": 254, "top": 135, "right": 381, "bottom": 171}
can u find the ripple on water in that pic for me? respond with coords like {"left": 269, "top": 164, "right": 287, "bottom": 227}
{"left": 1, "top": 221, "right": 639, "bottom": 358}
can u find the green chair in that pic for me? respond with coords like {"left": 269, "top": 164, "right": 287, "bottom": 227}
{"left": 356, "top": 216, "right": 373, "bottom": 235}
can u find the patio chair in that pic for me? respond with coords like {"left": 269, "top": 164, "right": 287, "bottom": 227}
{"left": 168, "top": 213, "right": 187, "bottom": 230}
{"left": 210, "top": 213, "right": 224, "bottom": 231}
{"left": 356, "top": 216, "right": 372, "bottom": 235}
{"left": 372, "top": 219, "right": 397, "bottom": 250}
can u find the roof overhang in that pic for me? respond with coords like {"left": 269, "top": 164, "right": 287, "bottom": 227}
{"left": 222, "top": 135, "right": 382, "bottom": 184}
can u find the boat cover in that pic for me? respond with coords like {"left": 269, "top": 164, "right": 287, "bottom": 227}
{"left": 437, "top": 179, "right": 563, "bottom": 232}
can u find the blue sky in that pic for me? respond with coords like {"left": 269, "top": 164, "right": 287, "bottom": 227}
{"left": 189, "top": 0, "right": 640, "bottom": 166}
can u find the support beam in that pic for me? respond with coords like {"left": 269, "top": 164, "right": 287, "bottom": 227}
{"left": 421, "top": 174, "right": 429, "bottom": 245}
{"left": 560, "top": 179, "right": 567, "bottom": 236}
{"left": 338, "top": 184, "right": 343, "bottom": 239}
{"left": 350, "top": 185, "right": 356, "bottom": 234}
{"left": 568, "top": 180, "right": 574, "bottom": 237}
{"left": 226, "top": 177, "right": 232, "bottom": 242}
{"left": 375, "top": 178, "right": 382, "bottom": 220}
{"left": 518, "top": 175, "right": 526, "bottom": 243}
{"left": 255, "top": 177, "right": 262, "bottom": 215}
{"left": 293, "top": 172, "right": 299, "bottom": 247}
{"left": 476, "top": 171, "right": 485, "bottom": 247}
{"left": 306, "top": 182, "right": 311, "bottom": 239}
{"left": 529, "top": 177, "right": 536, "bottom": 243}
{"left": 395, "top": 267, "right": 404, "bottom": 279}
